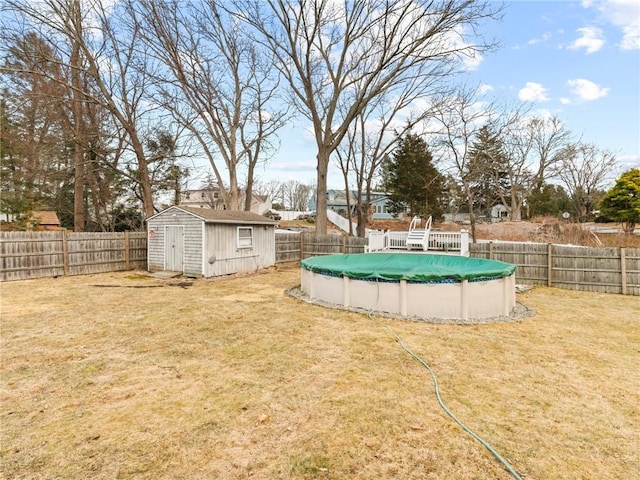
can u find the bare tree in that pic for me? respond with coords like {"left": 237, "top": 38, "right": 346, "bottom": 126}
{"left": 529, "top": 116, "right": 574, "bottom": 193}
{"left": 1, "top": 22, "right": 124, "bottom": 231}
{"left": 67, "top": 1, "right": 85, "bottom": 230}
{"left": 237, "top": 0, "right": 500, "bottom": 233}
{"left": 430, "top": 85, "right": 496, "bottom": 241}
{"left": 440, "top": 101, "right": 574, "bottom": 227}
{"left": 335, "top": 112, "right": 393, "bottom": 237}
{"left": 335, "top": 92, "right": 434, "bottom": 237}
{"left": 133, "top": 0, "right": 288, "bottom": 211}
{"left": 492, "top": 115, "right": 575, "bottom": 221}
{"left": 469, "top": 107, "right": 534, "bottom": 222}
{"left": 554, "top": 143, "right": 617, "bottom": 222}
{"left": 253, "top": 180, "right": 284, "bottom": 208}
{"left": 281, "top": 180, "right": 313, "bottom": 211}
{"left": 3, "top": 0, "right": 179, "bottom": 219}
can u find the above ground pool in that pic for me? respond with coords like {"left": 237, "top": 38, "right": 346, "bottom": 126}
{"left": 300, "top": 253, "right": 518, "bottom": 321}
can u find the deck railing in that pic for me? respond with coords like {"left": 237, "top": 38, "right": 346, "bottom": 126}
{"left": 367, "top": 229, "right": 469, "bottom": 256}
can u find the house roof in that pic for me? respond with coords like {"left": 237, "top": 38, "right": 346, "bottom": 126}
{"left": 148, "top": 206, "right": 277, "bottom": 225}
{"left": 324, "top": 190, "right": 389, "bottom": 207}
{"left": 31, "top": 211, "right": 60, "bottom": 225}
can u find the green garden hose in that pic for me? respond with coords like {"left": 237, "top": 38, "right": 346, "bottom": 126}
{"left": 379, "top": 318, "right": 524, "bottom": 480}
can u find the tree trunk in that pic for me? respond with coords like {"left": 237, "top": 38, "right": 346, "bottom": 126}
{"left": 227, "top": 168, "right": 240, "bottom": 210}
{"left": 244, "top": 155, "right": 256, "bottom": 212}
{"left": 345, "top": 188, "right": 353, "bottom": 236}
{"left": 510, "top": 190, "right": 520, "bottom": 221}
{"left": 315, "top": 148, "right": 329, "bottom": 234}
{"left": 356, "top": 204, "right": 366, "bottom": 237}
{"left": 70, "top": 6, "right": 84, "bottom": 232}
{"left": 465, "top": 187, "right": 477, "bottom": 242}
{"left": 129, "top": 137, "right": 155, "bottom": 218}
{"left": 355, "top": 189, "right": 368, "bottom": 238}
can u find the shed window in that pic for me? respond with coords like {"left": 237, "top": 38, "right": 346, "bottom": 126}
{"left": 237, "top": 227, "right": 253, "bottom": 248}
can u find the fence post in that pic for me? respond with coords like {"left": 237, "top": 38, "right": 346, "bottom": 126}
{"left": 299, "top": 233, "right": 305, "bottom": 261}
{"left": 460, "top": 230, "right": 469, "bottom": 256}
{"left": 620, "top": 247, "right": 627, "bottom": 295}
{"left": 343, "top": 236, "right": 347, "bottom": 254}
{"left": 547, "top": 243, "right": 553, "bottom": 287}
{"left": 62, "top": 230, "right": 69, "bottom": 276}
{"left": 124, "top": 231, "right": 131, "bottom": 270}
{"left": 489, "top": 241, "right": 493, "bottom": 260}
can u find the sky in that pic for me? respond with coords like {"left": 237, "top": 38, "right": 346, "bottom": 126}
{"left": 194, "top": 0, "right": 640, "bottom": 191}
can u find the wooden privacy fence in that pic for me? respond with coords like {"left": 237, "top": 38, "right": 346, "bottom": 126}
{"left": 276, "top": 232, "right": 368, "bottom": 264}
{"left": 470, "top": 241, "right": 640, "bottom": 296}
{"left": 0, "top": 231, "right": 147, "bottom": 282}
{"left": 3, "top": 231, "right": 638, "bottom": 296}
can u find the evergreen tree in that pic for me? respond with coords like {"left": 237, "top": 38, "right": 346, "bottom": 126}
{"left": 599, "top": 168, "right": 640, "bottom": 234}
{"left": 1, "top": 35, "right": 74, "bottom": 223}
{"left": 382, "top": 134, "right": 444, "bottom": 219}
{"left": 467, "top": 125, "right": 509, "bottom": 217}
{"left": 526, "top": 183, "right": 571, "bottom": 218}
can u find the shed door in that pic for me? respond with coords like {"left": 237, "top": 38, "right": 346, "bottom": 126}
{"left": 165, "top": 226, "right": 184, "bottom": 272}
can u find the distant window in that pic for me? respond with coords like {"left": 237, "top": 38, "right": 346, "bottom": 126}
{"left": 237, "top": 227, "right": 253, "bottom": 248}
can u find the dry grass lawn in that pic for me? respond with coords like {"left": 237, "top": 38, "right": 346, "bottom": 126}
{"left": 1, "top": 266, "right": 638, "bottom": 479}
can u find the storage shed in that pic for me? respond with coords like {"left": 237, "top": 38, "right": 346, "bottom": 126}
{"left": 146, "top": 206, "right": 277, "bottom": 277}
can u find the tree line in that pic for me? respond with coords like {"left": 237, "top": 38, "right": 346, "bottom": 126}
{"left": 1, "top": 0, "right": 631, "bottom": 235}
{"left": 379, "top": 110, "right": 624, "bottom": 240}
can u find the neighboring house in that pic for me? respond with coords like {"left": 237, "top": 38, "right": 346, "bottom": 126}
{"left": 308, "top": 189, "right": 354, "bottom": 214}
{"left": 368, "top": 192, "right": 394, "bottom": 219}
{"left": 146, "top": 205, "right": 277, "bottom": 278}
{"left": 0, "top": 210, "right": 61, "bottom": 231}
{"left": 179, "top": 186, "right": 223, "bottom": 210}
{"left": 308, "top": 190, "right": 393, "bottom": 219}
{"left": 30, "top": 211, "right": 62, "bottom": 231}
{"left": 490, "top": 204, "right": 521, "bottom": 222}
{"left": 443, "top": 204, "right": 521, "bottom": 223}
{"left": 241, "top": 193, "right": 271, "bottom": 215}
{"left": 0, "top": 211, "right": 16, "bottom": 223}
{"left": 179, "top": 185, "right": 271, "bottom": 215}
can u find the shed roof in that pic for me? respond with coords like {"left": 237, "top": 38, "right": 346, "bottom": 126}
{"left": 31, "top": 211, "right": 61, "bottom": 225}
{"left": 148, "top": 206, "right": 277, "bottom": 225}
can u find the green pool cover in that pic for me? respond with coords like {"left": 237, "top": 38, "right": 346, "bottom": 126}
{"left": 301, "top": 253, "right": 517, "bottom": 282}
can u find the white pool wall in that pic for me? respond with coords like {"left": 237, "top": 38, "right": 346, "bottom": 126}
{"left": 300, "top": 267, "right": 516, "bottom": 320}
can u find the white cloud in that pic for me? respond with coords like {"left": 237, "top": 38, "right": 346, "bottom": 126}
{"left": 568, "top": 27, "right": 605, "bottom": 53}
{"left": 461, "top": 51, "right": 483, "bottom": 71}
{"left": 270, "top": 160, "right": 316, "bottom": 172}
{"left": 584, "top": 0, "right": 640, "bottom": 50}
{"left": 616, "top": 154, "right": 640, "bottom": 170}
{"left": 560, "top": 97, "right": 572, "bottom": 105}
{"left": 444, "top": 25, "right": 484, "bottom": 71}
{"left": 478, "top": 84, "right": 494, "bottom": 95}
{"left": 518, "top": 82, "right": 550, "bottom": 102}
{"left": 528, "top": 32, "right": 552, "bottom": 45}
{"left": 567, "top": 78, "right": 610, "bottom": 101}
{"left": 531, "top": 109, "right": 557, "bottom": 122}
{"left": 620, "top": 21, "right": 640, "bottom": 49}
